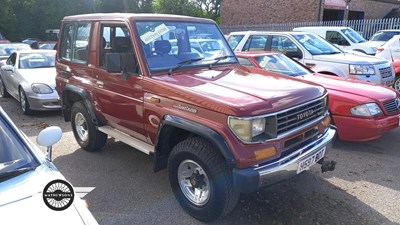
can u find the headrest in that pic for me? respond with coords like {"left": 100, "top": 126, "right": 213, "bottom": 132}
{"left": 154, "top": 40, "right": 171, "bottom": 54}
{"left": 112, "top": 37, "right": 132, "bottom": 53}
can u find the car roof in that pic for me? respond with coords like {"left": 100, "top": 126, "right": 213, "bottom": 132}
{"left": 294, "top": 26, "right": 349, "bottom": 30}
{"left": 16, "top": 49, "right": 56, "bottom": 54}
{"left": 63, "top": 13, "right": 215, "bottom": 24}
{"left": 229, "top": 30, "right": 311, "bottom": 35}
{"left": 235, "top": 51, "right": 278, "bottom": 57}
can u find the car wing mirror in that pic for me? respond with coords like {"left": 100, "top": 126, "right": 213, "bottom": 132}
{"left": 2, "top": 65, "right": 14, "bottom": 71}
{"left": 36, "top": 126, "right": 62, "bottom": 162}
{"left": 285, "top": 51, "right": 303, "bottom": 59}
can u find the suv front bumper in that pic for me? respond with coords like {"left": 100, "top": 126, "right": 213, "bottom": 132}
{"left": 232, "top": 127, "right": 336, "bottom": 193}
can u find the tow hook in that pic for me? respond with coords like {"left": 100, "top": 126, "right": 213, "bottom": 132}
{"left": 318, "top": 158, "right": 337, "bottom": 173}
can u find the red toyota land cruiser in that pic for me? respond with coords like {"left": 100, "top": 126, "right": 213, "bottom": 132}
{"left": 55, "top": 13, "right": 336, "bottom": 222}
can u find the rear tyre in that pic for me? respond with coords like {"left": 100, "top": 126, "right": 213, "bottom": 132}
{"left": 0, "top": 77, "right": 10, "bottom": 97}
{"left": 71, "top": 101, "right": 107, "bottom": 151}
{"left": 394, "top": 75, "right": 400, "bottom": 93}
{"left": 19, "top": 88, "right": 32, "bottom": 115}
{"left": 168, "top": 137, "right": 240, "bottom": 222}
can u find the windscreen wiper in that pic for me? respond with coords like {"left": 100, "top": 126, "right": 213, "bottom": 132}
{"left": 208, "top": 55, "right": 236, "bottom": 69}
{"left": 168, "top": 57, "right": 205, "bottom": 75}
{"left": 0, "top": 166, "right": 36, "bottom": 182}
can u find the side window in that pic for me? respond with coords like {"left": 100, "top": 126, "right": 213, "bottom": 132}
{"left": 326, "top": 31, "right": 349, "bottom": 46}
{"left": 100, "top": 24, "right": 137, "bottom": 73}
{"left": 243, "top": 35, "right": 268, "bottom": 51}
{"left": 6, "top": 53, "right": 16, "bottom": 66}
{"left": 227, "top": 35, "right": 244, "bottom": 50}
{"left": 59, "top": 22, "right": 91, "bottom": 64}
{"left": 237, "top": 57, "right": 254, "bottom": 67}
{"left": 271, "top": 36, "right": 300, "bottom": 54}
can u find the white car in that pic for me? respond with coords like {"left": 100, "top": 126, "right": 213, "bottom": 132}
{"left": 375, "top": 34, "right": 400, "bottom": 60}
{"left": 227, "top": 31, "right": 395, "bottom": 86}
{"left": 0, "top": 50, "right": 61, "bottom": 115}
{"left": 367, "top": 30, "right": 400, "bottom": 50}
{"left": 0, "top": 106, "right": 98, "bottom": 224}
{"left": 293, "top": 26, "right": 377, "bottom": 55}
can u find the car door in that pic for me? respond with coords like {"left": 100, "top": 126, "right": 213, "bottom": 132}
{"left": 91, "top": 22, "right": 146, "bottom": 141}
{"left": 1, "top": 53, "right": 18, "bottom": 97}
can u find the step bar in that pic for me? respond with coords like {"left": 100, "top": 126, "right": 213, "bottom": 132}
{"left": 98, "top": 125, "right": 154, "bottom": 155}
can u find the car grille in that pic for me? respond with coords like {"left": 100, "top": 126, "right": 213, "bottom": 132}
{"left": 277, "top": 97, "right": 326, "bottom": 135}
{"left": 383, "top": 98, "right": 400, "bottom": 114}
{"left": 378, "top": 66, "right": 393, "bottom": 79}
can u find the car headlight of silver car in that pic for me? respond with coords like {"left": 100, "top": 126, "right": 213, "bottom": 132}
{"left": 350, "top": 103, "right": 382, "bottom": 117}
{"left": 31, "top": 83, "right": 53, "bottom": 94}
{"left": 228, "top": 117, "right": 271, "bottom": 143}
{"left": 349, "top": 64, "right": 375, "bottom": 75}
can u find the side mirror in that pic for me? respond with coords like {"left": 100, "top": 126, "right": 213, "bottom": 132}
{"left": 285, "top": 51, "right": 303, "bottom": 59}
{"left": 2, "top": 65, "right": 14, "bottom": 71}
{"left": 106, "top": 53, "right": 121, "bottom": 73}
{"left": 36, "top": 126, "right": 62, "bottom": 162}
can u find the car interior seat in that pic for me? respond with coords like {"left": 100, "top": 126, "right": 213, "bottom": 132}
{"left": 111, "top": 37, "right": 137, "bottom": 73}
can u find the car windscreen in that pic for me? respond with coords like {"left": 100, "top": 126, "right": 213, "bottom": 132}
{"left": 370, "top": 31, "right": 400, "bottom": 42}
{"left": 19, "top": 52, "right": 55, "bottom": 69}
{"left": 135, "top": 21, "right": 237, "bottom": 73}
{"left": 341, "top": 28, "right": 366, "bottom": 43}
{"left": 254, "top": 54, "right": 310, "bottom": 76}
{"left": 0, "top": 44, "right": 31, "bottom": 57}
{"left": 292, "top": 33, "right": 342, "bottom": 55}
{"left": 0, "top": 115, "right": 39, "bottom": 182}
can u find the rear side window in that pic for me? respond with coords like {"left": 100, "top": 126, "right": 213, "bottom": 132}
{"left": 59, "top": 22, "right": 91, "bottom": 64}
{"left": 270, "top": 36, "right": 300, "bottom": 54}
{"left": 243, "top": 35, "right": 268, "bottom": 51}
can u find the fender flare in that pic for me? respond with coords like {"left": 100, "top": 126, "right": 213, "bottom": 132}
{"left": 60, "top": 84, "right": 99, "bottom": 124}
{"left": 153, "top": 114, "right": 236, "bottom": 172}
{"left": 314, "top": 66, "right": 346, "bottom": 77}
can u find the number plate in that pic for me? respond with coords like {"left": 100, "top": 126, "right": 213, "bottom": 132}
{"left": 297, "top": 147, "right": 326, "bottom": 174}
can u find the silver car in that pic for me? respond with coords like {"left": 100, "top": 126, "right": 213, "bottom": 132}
{"left": 0, "top": 50, "right": 60, "bottom": 115}
{"left": 0, "top": 106, "right": 98, "bottom": 224}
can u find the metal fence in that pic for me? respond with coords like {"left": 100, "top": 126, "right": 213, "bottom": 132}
{"left": 220, "top": 18, "right": 400, "bottom": 39}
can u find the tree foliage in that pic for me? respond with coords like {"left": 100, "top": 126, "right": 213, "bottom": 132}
{"left": 0, "top": 0, "right": 221, "bottom": 41}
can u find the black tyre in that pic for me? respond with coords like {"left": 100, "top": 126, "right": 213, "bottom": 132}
{"left": 394, "top": 75, "right": 400, "bottom": 93}
{"left": 0, "top": 77, "right": 10, "bottom": 97}
{"left": 19, "top": 88, "right": 32, "bottom": 115}
{"left": 168, "top": 137, "right": 240, "bottom": 222}
{"left": 71, "top": 101, "right": 107, "bottom": 151}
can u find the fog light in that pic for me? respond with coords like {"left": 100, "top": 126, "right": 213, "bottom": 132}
{"left": 254, "top": 147, "right": 277, "bottom": 161}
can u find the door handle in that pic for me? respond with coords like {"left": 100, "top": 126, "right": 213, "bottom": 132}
{"left": 60, "top": 71, "right": 71, "bottom": 78}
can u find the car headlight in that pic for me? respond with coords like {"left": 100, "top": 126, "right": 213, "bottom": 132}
{"left": 349, "top": 64, "right": 375, "bottom": 75}
{"left": 31, "top": 83, "right": 53, "bottom": 94}
{"left": 228, "top": 117, "right": 265, "bottom": 142}
{"left": 350, "top": 103, "right": 382, "bottom": 117}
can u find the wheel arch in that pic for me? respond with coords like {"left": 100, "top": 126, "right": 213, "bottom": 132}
{"left": 153, "top": 115, "right": 236, "bottom": 172}
{"left": 60, "top": 84, "right": 99, "bottom": 124}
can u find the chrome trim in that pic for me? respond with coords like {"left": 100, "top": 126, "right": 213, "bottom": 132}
{"left": 228, "top": 93, "right": 328, "bottom": 144}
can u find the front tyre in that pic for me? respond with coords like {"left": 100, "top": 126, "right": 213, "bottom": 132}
{"left": 168, "top": 137, "right": 240, "bottom": 222}
{"left": 19, "top": 88, "right": 32, "bottom": 115}
{"left": 71, "top": 101, "right": 107, "bottom": 151}
{"left": 394, "top": 75, "right": 400, "bottom": 93}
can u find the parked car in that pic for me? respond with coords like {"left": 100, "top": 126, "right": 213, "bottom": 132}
{"left": 0, "top": 42, "right": 31, "bottom": 64}
{"left": 236, "top": 51, "right": 400, "bottom": 141}
{"left": 22, "top": 38, "right": 41, "bottom": 46}
{"left": 293, "top": 26, "right": 376, "bottom": 55}
{"left": 227, "top": 31, "right": 395, "bottom": 86}
{"left": 0, "top": 50, "right": 60, "bottom": 114}
{"left": 367, "top": 29, "right": 400, "bottom": 49}
{"left": 0, "top": 106, "right": 98, "bottom": 224}
{"left": 376, "top": 34, "right": 400, "bottom": 60}
{"left": 39, "top": 41, "right": 57, "bottom": 50}
{"left": 56, "top": 13, "right": 336, "bottom": 222}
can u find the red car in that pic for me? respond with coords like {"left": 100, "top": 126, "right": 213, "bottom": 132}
{"left": 236, "top": 52, "right": 400, "bottom": 142}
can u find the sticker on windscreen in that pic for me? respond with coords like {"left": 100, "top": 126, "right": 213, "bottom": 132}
{"left": 140, "top": 23, "right": 170, "bottom": 45}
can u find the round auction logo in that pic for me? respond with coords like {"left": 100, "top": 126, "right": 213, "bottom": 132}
{"left": 43, "top": 179, "right": 75, "bottom": 211}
